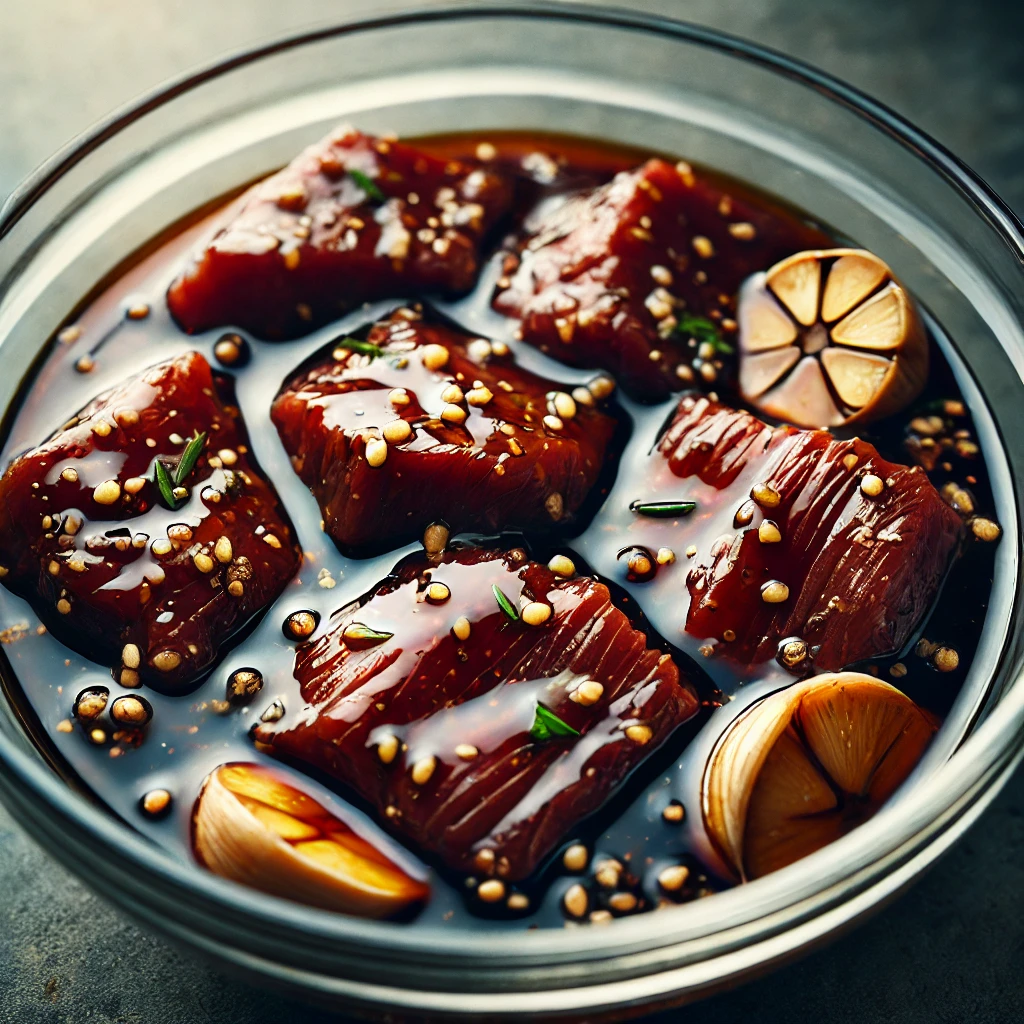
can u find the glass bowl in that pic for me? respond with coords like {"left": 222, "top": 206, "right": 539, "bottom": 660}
{"left": 1, "top": 4, "right": 1023, "bottom": 1018}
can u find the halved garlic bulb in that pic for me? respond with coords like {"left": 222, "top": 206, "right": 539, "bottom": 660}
{"left": 193, "top": 763, "right": 429, "bottom": 916}
{"left": 702, "top": 672, "right": 935, "bottom": 880}
{"left": 738, "top": 249, "right": 928, "bottom": 428}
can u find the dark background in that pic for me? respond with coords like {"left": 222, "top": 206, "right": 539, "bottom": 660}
{"left": 1, "top": 1, "right": 1022, "bottom": 1021}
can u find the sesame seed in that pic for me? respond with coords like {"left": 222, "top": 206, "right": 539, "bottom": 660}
{"left": 563, "top": 844, "right": 589, "bottom": 872}
{"left": 563, "top": 883, "right": 588, "bottom": 918}
{"left": 466, "top": 385, "right": 494, "bottom": 406}
{"left": 92, "top": 480, "right": 121, "bottom": 505}
{"left": 75, "top": 355, "right": 95, "bottom": 373}
{"left": 124, "top": 476, "right": 146, "bottom": 495}
{"left": 547, "top": 554, "right": 576, "bottom": 576}
{"left": 933, "top": 647, "right": 960, "bottom": 673}
{"left": 692, "top": 235, "right": 715, "bottom": 258}
{"left": 389, "top": 388, "right": 410, "bottom": 407}
{"left": 228, "top": 581, "right": 244, "bottom": 597}
{"left": 441, "top": 403, "right": 467, "bottom": 425}
{"left": 734, "top": 500, "right": 755, "bottom": 527}
{"left": 365, "top": 438, "right": 388, "bottom": 467}
{"left": 423, "top": 522, "right": 449, "bottom": 554}
{"left": 522, "top": 602, "right": 552, "bottom": 626}
{"left": 218, "top": 448, "right": 238, "bottom": 467}
{"left": 860, "top": 474, "right": 885, "bottom": 497}
{"left": 152, "top": 650, "right": 182, "bottom": 672}
{"left": 609, "top": 892, "right": 638, "bottom": 913}
{"left": 507, "top": 893, "right": 530, "bottom": 911}
{"left": 761, "top": 580, "right": 790, "bottom": 604}
{"left": 382, "top": 419, "right": 412, "bottom": 444}
{"left": 594, "top": 860, "right": 622, "bottom": 888}
{"left": 421, "top": 344, "right": 449, "bottom": 370}
{"left": 543, "top": 414, "right": 564, "bottom": 431}
{"left": 475, "top": 141, "right": 497, "bottom": 161}
{"left": 656, "top": 547, "right": 676, "bottom": 565}
{"left": 142, "top": 789, "right": 172, "bottom": 817}
{"left": 571, "top": 386, "right": 593, "bottom": 407}
{"left": 466, "top": 339, "right": 492, "bottom": 362}
{"left": 551, "top": 392, "right": 577, "bottom": 420}
{"left": 625, "top": 723, "right": 653, "bottom": 744}
{"left": 151, "top": 538, "right": 172, "bottom": 557}
{"left": 658, "top": 864, "right": 690, "bottom": 891}
{"left": 572, "top": 680, "right": 604, "bottom": 706}
{"left": 121, "top": 669, "right": 140, "bottom": 688}
{"left": 477, "top": 879, "right": 505, "bottom": 903}
{"left": 56, "top": 598, "right": 72, "bottom": 615}
{"left": 283, "top": 248, "right": 301, "bottom": 270}
{"left": 728, "top": 222, "right": 757, "bottom": 240}
{"left": 122, "top": 643, "right": 141, "bottom": 669}
{"left": 676, "top": 161, "right": 695, "bottom": 186}
{"left": 452, "top": 616, "right": 471, "bottom": 641}
{"left": 971, "top": 517, "right": 1001, "bottom": 542}
{"left": 492, "top": 341, "right": 509, "bottom": 357}
{"left": 455, "top": 743, "right": 479, "bottom": 761}
{"left": 758, "top": 521, "right": 782, "bottom": 544}
{"left": 58, "top": 325, "right": 82, "bottom": 344}
{"left": 662, "top": 802, "right": 685, "bottom": 824}
{"left": 890, "top": 662, "right": 908, "bottom": 679}
{"left": 426, "top": 581, "right": 451, "bottom": 604}
{"left": 588, "top": 377, "right": 616, "bottom": 400}
{"left": 411, "top": 755, "right": 437, "bottom": 785}
{"left": 750, "top": 482, "right": 781, "bottom": 508}
{"left": 56, "top": 719, "right": 74, "bottom": 733}
{"left": 377, "top": 734, "right": 399, "bottom": 764}
{"left": 650, "top": 264, "right": 673, "bottom": 286}
{"left": 60, "top": 467, "right": 79, "bottom": 483}
{"left": 111, "top": 695, "right": 151, "bottom": 727}
{"left": 193, "top": 552, "right": 215, "bottom": 574}
{"left": 89, "top": 728, "right": 107, "bottom": 745}
{"left": 843, "top": 453, "right": 859, "bottom": 470}
{"left": 441, "top": 384, "right": 465, "bottom": 404}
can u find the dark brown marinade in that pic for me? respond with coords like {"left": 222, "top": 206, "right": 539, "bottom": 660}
{"left": 253, "top": 547, "right": 698, "bottom": 881}
{"left": 271, "top": 308, "right": 619, "bottom": 554}
{"left": 0, "top": 352, "right": 300, "bottom": 691}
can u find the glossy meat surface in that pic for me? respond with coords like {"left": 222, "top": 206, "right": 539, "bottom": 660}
{"left": 271, "top": 309, "right": 618, "bottom": 553}
{"left": 168, "top": 127, "right": 514, "bottom": 338}
{"left": 627, "top": 395, "right": 963, "bottom": 670}
{"left": 254, "top": 547, "right": 697, "bottom": 880}
{"left": 0, "top": 352, "right": 300, "bottom": 690}
{"left": 493, "top": 158, "right": 830, "bottom": 400}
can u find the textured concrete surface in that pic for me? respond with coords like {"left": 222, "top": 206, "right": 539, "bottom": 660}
{"left": 1, "top": 1, "right": 1023, "bottom": 1021}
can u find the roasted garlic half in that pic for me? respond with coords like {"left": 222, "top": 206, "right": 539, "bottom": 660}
{"left": 702, "top": 672, "right": 935, "bottom": 880}
{"left": 193, "top": 762, "right": 429, "bottom": 916}
{"left": 738, "top": 249, "right": 928, "bottom": 428}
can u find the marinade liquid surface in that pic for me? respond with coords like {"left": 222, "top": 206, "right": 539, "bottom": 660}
{"left": 0, "top": 131, "right": 998, "bottom": 932}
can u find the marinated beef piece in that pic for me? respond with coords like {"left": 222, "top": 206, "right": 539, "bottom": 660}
{"left": 168, "top": 127, "right": 514, "bottom": 338}
{"left": 254, "top": 547, "right": 696, "bottom": 880}
{"left": 0, "top": 352, "right": 300, "bottom": 691}
{"left": 618, "top": 395, "right": 962, "bottom": 671}
{"left": 493, "top": 158, "right": 831, "bottom": 400}
{"left": 271, "top": 309, "right": 618, "bottom": 554}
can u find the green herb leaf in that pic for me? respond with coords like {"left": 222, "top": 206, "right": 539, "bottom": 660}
{"left": 347, "top": 168, "right": 385, "bottom": 204}
{"left": 675, "top": 313, "right": 732, "bottom": 353}
{"left": 492, "top": 584, "right": 519, "bottom": 622}
{"left": 335, "top": 337, "right": 383, "bottom": 359}
{"left": 174, "top": 430, "right": 207, "bottom": 486}
{"left": 530, "top": 704, "right": 580, "bottom": 742}
{"left": 153, "top": 458, "right": 180, "bottom": 510}
{"left": 629, "top": 500, "right": 697, "bottom": 518}
{"left": 342, "top": 623, "right": 394, "bottom": 645}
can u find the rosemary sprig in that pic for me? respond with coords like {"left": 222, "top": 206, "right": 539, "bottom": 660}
{"left": 492, "top": 584, "right": 519, "bottom": 622}
{"left": 530, "top": 704, "right": 580, "bottom": 742}
{"left": 335, "top": 337, "right": 383, "bottom": 359}
{"left": 629, "top": 500, "right": 697, "bottom": 518}
{"left": 348, "top": 168, "right": 385, "bottom": 204}
{"left": 153, "top": 459, "right": 178, "bottom": 510}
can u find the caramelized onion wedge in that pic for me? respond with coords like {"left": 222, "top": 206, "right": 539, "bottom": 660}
{"left": 738, "top": 248, "right": 928, "bottom": 428}
{"left": 702, "top": 672, "right": 935, "bottom": 880}
{"left": 193, "top": 763, "right": 429, "bottom": 916}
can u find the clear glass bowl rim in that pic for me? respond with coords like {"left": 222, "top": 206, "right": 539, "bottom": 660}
{"left": 0, "top": 0, "right": 1023, "bottom": 984}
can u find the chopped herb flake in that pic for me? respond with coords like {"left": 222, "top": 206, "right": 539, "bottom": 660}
{"left": 492, "top": 584, "right": 519, "bottom": 622}
{"left": 348, "top": 168, "right": 385, "bottom": 204}
{"left": 676, "top": 313, "right": 732, "bottom": 353}
{"left": 174, "top": 430, "right": 207, "bottom": 486}
{"left": 343, "top": 623, "right": 394, "bottom": 644}
{"left": 629, "top": 500, "right": 697, "bottom": 518}
{"left": 336, "top": 337, "right": 383, "bottom": 359}
{"left": 530, "top": 704, "right": 580, "bottom": 742}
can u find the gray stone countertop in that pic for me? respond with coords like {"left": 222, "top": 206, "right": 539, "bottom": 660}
{"left": 1, "top": 1, "right": 1022, "bottom": 1021}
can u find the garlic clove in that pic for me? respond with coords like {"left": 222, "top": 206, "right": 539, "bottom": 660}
{"left": 703, "top": 672, "right": 934, "bottom": 881}
{"left": 738, "top": 346, "right": 801, "bottom": 399}
{"left": 821, "top": 251, "right": 888, "bottom": 322}
{"left": 757, "top": 356, "right": 844, "bottom": 428}
{"left": 766, "top": 253, "right": 821, "bottom": 326}
{"left": 820, "top": 347, "right": 893, "bottom": 409}
{"left": 193, "top": 762, "right": 429, "bottom": 917}
{"left": 738, "top": 280, "right": 798, "bottom": 352}
{"left": 830, "top": 282, "right": 909, "bottom": 351}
